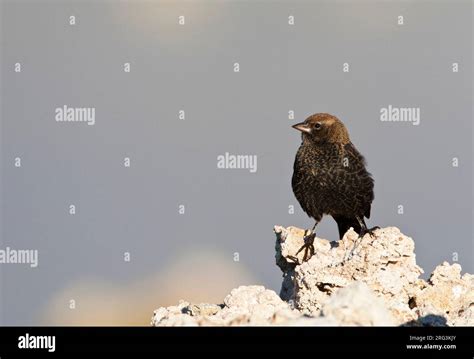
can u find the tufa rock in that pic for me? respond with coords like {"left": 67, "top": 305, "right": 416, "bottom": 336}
{"left": 286, "top": 281, "right": 395, "bottom": 326}
{"left": 151, "top": 285, "right": 299, "bottom": 326}
{"left": 318, "top": 281, "right": 395, "bottom": 326}
{"left": 275, "top": 226, "right": 423, "bottom": 323}
{"left": 152, "top": 226, "right": 473, "bottom": 326}
{"left": 274, "top": 225, "right": 473, "bottom": 326}
{"left": 412, "top": 262, "right": 474, "bottom": 326}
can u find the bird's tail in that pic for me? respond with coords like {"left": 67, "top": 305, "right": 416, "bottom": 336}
{"left": 333, "top": 216, "right": 362, "bottom": 240}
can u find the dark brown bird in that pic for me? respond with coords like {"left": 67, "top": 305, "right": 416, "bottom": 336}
{"left": 291, "top": 113, "right": 378, "bottom": 261}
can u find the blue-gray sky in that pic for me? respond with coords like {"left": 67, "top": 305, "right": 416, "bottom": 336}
{"left": 0, "top": 0, "right": 472, "bottom": 325}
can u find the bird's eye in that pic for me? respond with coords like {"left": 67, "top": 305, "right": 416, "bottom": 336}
{"left": 314, "top": 122, "right": 322, "bottom": 130}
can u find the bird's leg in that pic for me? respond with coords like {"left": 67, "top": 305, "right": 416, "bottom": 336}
{"left": 344, "top": 216, "right": 379, "bottom": 261}
{"left": 292, "top": 221, "right": 318, "bottom": 263}
{"left": 357, "top": 217, "right": 380, "bottom": 238}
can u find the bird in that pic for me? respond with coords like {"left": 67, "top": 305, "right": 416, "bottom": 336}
{"left": 291, "top": 113, "right": 378, "bottom": 262}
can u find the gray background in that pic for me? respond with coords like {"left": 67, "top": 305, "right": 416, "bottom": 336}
{"left": 0, "top": 0, "right": 472, "bottom": 325}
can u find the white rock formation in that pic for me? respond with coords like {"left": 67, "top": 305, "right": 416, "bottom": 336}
{"left": 152, "top": 285, "right": 299, "bottom": 326}
{"left": 151, "top": 226, "right": 473, "bottom": 326}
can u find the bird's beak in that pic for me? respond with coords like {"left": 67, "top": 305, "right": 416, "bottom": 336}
{"left": 292, "top": 122, "right": 312, "bottom": 134}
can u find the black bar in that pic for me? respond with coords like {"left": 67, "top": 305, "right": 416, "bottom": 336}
{"left": 0, "top": 327, "right": 472, "bottom": 356}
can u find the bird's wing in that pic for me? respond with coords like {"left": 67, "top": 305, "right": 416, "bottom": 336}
{"left": 340, "top": 142, "right": 375, "bottom": 219}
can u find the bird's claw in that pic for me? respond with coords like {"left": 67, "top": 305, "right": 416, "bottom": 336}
{"left": 358, "top": 226, "right": 380, "bottom": 239}
{"left": 287, "top": 255, "right": 300, "bottom": 264}
{"left": 294, "top": 230, "right": 316, "bottom": 263}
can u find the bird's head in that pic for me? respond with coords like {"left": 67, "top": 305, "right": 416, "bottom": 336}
{"left": 292, "top": 113, "right": 350, "bottom": 145}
